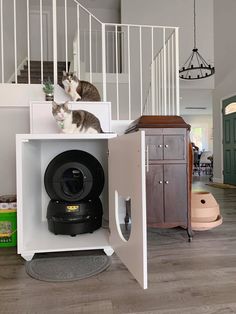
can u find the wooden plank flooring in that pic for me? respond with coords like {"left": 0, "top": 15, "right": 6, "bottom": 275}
{"left": 1, "top": 176, "right": 236, "bottom": 314}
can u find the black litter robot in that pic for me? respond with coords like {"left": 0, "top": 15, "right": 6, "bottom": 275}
{"left": 44, "top": 150, "right": 105, "bottom": 236}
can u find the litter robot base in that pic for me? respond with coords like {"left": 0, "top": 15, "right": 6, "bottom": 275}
{"left": 47, "top": 199, "right": 103, "bottom": 236}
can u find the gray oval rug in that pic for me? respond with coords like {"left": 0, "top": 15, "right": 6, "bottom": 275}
{"left": 25, "top": 253, "right": 111, "bottom": 282}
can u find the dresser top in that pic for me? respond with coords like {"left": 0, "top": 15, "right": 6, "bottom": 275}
{"left": 125, "top": 115, "right": 191, "bottom": 133}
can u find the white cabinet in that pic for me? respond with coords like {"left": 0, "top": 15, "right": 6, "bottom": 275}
{"left": 16, "top": 132, "right": 147, "bottom": 289}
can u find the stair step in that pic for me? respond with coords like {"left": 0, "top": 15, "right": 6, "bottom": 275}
{"left": 19, "top": 71, "right": 63, "bottom": 78}
{"left": 16, "top": 60, "right": 69, "bottom": 84}
{"left": 15, "top": 78, "right": 42, "bottom": 84}
{"left": 23, "top": 68, "right": 66, "bottom": 75}
{"left": 29, "top": 60, "right": 68, "bottom": 66}
{"left": 16, "top": 76, "right": 63, "bottom": 84}
{"left": 15, "top": 80, "right": 64, "bottom": 85}
{"left": 20, "top": 70, "right": 64, "bottom": 78}
{"left": 26, "top": 61, "right": 69, "bottom": 70}
{"left": 25, "top": 64, "right": 67, "bottom": 70}
{"left": 18, "top": 73, "right": 63, "bottom": 78}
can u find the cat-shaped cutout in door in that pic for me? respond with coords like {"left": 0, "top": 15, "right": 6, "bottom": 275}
{"left": 52, "top": 101, "right": 103, "bottom": 134}
{"left": 62, "top": 71, "right": 101, "bottom": 102}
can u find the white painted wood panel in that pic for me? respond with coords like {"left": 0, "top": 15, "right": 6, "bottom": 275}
{"left": 30, "top": 101, "right": 112, "bottom": 133}
{"left": 108, "top": 131, "right": 147, "bottom": 289}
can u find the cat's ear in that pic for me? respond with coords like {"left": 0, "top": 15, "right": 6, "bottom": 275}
{"left": 72, "top": 72, "right": 79, "bottom": 81}
{"left": 64, "top": 101, "right": 69, "bottom": 110}
{"left": 62, "top": 70, "right": 67, "bottom": 76}
{"left": 52, "top": 101, "right": 58, "bottom": 109}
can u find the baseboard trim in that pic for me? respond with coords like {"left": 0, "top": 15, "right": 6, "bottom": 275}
{"left": 212, "top": 177, "right": 223, "bottom": 183}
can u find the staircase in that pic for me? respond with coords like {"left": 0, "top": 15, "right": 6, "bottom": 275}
{"left": 0, "top": 0, "right": 180, "bottom": 119}
{"left": 16, "top": 61, "right": 70, "bottom": 85}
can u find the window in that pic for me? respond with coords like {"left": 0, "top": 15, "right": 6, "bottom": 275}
{"left": 225, "top": 102, "right": 236, "bottom": 115}
{"left": 190, "top": 127, "right": 209, "bottom": 152}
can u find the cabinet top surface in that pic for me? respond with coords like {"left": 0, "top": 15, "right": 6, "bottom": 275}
{"left": 16, "top": 133, "right": 117, "bottom": 141}
{"left": 125, "top": 115, "right": 191, "bottom": 133}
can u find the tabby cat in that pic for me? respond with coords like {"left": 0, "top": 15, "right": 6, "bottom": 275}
{"left": 52, "top": 101, "right": 103, "bottom": 134}
{"left": 62, "top": 71, "right": 101, "bottom": 101}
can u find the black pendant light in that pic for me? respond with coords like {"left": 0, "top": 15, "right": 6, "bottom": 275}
{"left": 179, "top": 0, "right": 215, "bottom": 80}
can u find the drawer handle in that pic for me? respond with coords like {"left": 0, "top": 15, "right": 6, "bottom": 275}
{"left": 158, "top": 181, "right": 163, "bottom": 184}
{"left": 165, "top": 180, "right": 169, "bottom": 184}
{"left": 158, "top": 144, "right": 162, "bottom": 148}
{"left": 164, "top": 144, "right": 169, "bottom": 148}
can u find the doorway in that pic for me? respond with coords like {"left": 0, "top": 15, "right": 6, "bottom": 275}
{"left": 222, "top": 95, "right": 236, "bottom": 185}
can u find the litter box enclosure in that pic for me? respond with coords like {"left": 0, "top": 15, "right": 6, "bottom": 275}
{"left": 191, "top": 191, "right": 223, "bottom": 231}
{"left": 44, "top": 150, "right": 105, "bottom": 236}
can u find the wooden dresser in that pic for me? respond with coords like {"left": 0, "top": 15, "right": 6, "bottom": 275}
{"left": 126, "top": 116, "right": 193, "bottom": 241}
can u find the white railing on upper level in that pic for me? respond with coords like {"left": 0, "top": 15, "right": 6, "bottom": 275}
{"left": 0, "top": 0, "right": 179, "bottom": 120}
{"left": 143, "top": 30, "right": 179, "bottom": 116}
{"left": 74, "top": 29, "right": 124, "bottom": 74}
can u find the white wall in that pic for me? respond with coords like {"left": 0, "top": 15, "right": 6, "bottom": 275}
{"left": 180, "top": 89, "right": 213, "bottom": 115}
{"left": 0, "top": 107, "right": 29, "bottom": 195}
{"left": 212, "top": 0, "right": 236, "bottom": 182}
{"left": 78, "top": 0, "right": 120, "bottom": 23}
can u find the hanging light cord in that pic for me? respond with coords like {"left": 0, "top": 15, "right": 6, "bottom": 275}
{"left": 193, "top": 0, "right": 196, "bottom": 48}
{"left": 179, "top": 0, "right": 215, "bottom": 79}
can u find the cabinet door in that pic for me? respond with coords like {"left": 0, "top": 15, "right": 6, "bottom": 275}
{"left": 146, "top": 135, "right": 163, "bottom": 160}
{"left": 108, "top": 131, "right": 147, "bottom": 289}
{"left": 164, "top": 164, "right": 188, "bottom": 224}
{"left": 146, "top": 164, "right": 164, "bottom": 224}
{"left": 164, "top": 135, "right": 186, "bottom": 160}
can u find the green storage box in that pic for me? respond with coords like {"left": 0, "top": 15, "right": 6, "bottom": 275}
{"left": 0, "top": 210, "right": 17, "bottom": 247}
{"left": 0, "top": 194, "right": 17, "bottom": 247}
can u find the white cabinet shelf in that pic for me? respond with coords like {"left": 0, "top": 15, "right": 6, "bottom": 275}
{"left": 23, "top": 222, "right": 111, "bottom": 257}
{"left": 16, "top": 132, "right": 147, "bottom": 289}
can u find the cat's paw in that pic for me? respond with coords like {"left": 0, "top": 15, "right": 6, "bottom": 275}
{"left": 71, "top": 94, "right": 81, "bottom": 101}
{"left": 75, "top": 93, "right": 81, "bottom": 101}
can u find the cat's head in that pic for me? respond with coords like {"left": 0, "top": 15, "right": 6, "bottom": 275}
{"left": 62, "top": 71, "right": 79, "bottom": 84}
{"left": 52, "top": 101, "right": 71, "bottom": 121}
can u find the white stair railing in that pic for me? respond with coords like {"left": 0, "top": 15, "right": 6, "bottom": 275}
{"left": 0, "top": 0, "right": 179, "bottom": 120}
{"left": 74, "top": 29, "right": 124, "bottom": 74}
{"left": 143, "top": 29, "right": 180, "bottom": 116}
{"left": 73, "top": 20, "right": 180, "bottom": 119}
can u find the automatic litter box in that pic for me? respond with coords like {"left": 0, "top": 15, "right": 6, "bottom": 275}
{"left": 44, "top": 150, "right": 104, "bottom": 236}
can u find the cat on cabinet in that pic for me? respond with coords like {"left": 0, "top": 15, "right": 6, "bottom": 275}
{"left": 52, "top": 101, "right": 103, "bottom": 134}
{"left": 62, "top": 71, "right": 101, "bottom": 102}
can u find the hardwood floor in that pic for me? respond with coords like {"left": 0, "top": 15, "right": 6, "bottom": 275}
{"left": 1, "top": 175, "right": 236, "bottom": 314}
